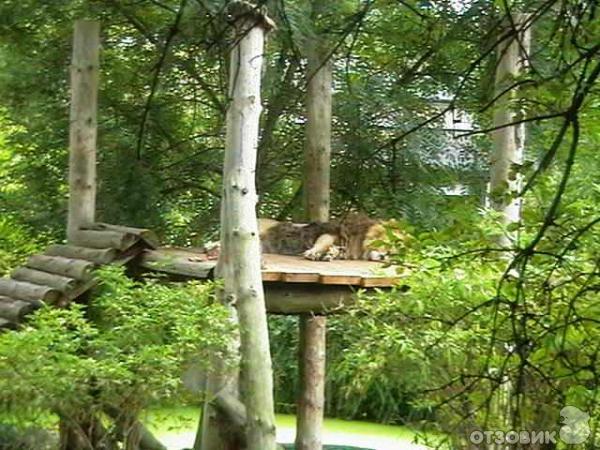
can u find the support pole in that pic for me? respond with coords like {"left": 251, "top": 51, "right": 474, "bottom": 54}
{"left": 296, "top": 315, "right": 326, "bottom": 450}
{"left": 200, "top": 3, "right": 276, "bottom": 450}
{"left": 296, "top": 32, "right": 332, "bottom": 450}
{"left": 67, "top": 20, "right": 99, "bottom": 242}
{"left": 61, "top": 21, "right": 101, "bottom": 449}
{"left": 489, "top": 14, "right": 530, "bottom": 248}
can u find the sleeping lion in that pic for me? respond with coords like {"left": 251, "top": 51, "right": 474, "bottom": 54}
{"left": 259, "top": 213, "right": 402, "bottom": 261}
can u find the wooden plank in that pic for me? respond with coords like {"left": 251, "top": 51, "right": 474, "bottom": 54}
{"left": 281, "top": 272, "right": 320, "bottom": 283}
{"left": 361, "top": 277, "right": 399, "bottom": 288}
{"left": 261, "top": 271, "right": 282, "bottom": 282}
{"left": 319, "top": 274, "right": 362, "bottom": 285}
{"left": 140, "top": 249, "right": 401, "bottom": 287}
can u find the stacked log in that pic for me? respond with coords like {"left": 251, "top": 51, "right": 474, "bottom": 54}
{"left": 140, "top": 250, "right": 215, "bottom": 278}
{"left": 45, "top": 245, "right": 117, "bottom": 265}
{"left": 0, "top": 222, "right": 154, "bottom": 331}
{"left": 26, "top": 255, "right": 94, "bottom": 281}
{"left": 0, "top": 279, "right": 59, "bottom": 305}
{"left": 11, "top": 268, "right": 77, "bottom": 292}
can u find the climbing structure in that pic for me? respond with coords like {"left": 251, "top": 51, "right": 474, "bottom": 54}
{"left": 0, "top": 223, "right": 157, "bottom": 330}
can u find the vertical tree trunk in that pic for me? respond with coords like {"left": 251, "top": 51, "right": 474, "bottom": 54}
{"left": 489, "top": 14, "right": 531, "bottom": 247}
{"left": 303, "top": 43, "right": 332, "bottom": 221}
{"left": 296, "top": 315, "right": 326, "bottom": 450}
{"left": 61, "top": 21, "right": 101, "bottom": 450}
{"left": 203, "top": 3, "right": 277, "bottom": 450}
{"left": 197, "top": 306, "right": 243, "bottom": 450}
{"left": 488, "top": 14, "right": 531, "bottom": 447}
{"left": 68, "top": 20, "right": 99, "bottom": 242}
{"left": 296, "top": 34, "right": 332, "bottom": 450}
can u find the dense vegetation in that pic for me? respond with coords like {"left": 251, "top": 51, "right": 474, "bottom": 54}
{"left": 0, "top": 0, "right": 598, "bottom": 449}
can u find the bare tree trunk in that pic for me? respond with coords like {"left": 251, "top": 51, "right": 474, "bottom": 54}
{"left": 61, "top": 21, "right": 100, "bottom": 450}
{"left": 200, "top": 3, "right": 277, "bottom": 450}
{"left": 196, "top": 302, "right": 243, "bottom": 450}
{"left": 296, "top": 32, "right": 332, "bottom": 450}
{"left": 488, "top": 14, "right": 531, "bottom": 450}
{"left": 303, "top": 43, "right": 332, "bottom": 221}
{"left": 67, "top": 20, "right": 99, "bottom": 241}
{"left": 296, "top": 315, "right": 326, "bottom": 450}
{"left": 489, "top": 14, "right": 531, "bottom": 248}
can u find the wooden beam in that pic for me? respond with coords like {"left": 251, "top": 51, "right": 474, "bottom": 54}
{"left": 264, "top": 283, "right": 356, "bottom": 315}
{"left": 296, "top": 315, "right": 326, "bottom": 450}
{"left": 67, "top": 20, "right": 100, "bottom": 242}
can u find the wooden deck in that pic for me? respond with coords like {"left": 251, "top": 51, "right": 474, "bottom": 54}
{"left": 140, "top": 248, "right": 400, "bottom": 288}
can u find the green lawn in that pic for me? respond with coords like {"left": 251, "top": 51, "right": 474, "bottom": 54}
{"left": 143, "top": 407, "right": 426, "bottom": 450}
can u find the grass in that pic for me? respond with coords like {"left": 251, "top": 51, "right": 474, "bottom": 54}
{"left": 142, "top": 407, "right": 425, "bottom": 450}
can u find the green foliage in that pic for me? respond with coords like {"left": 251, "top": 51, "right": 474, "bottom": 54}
{"left": 0, "top": 216, "right": 44, "bottom": 276}
{"left": 0, "top": 267, "right": 232, "bottom": 429}
{"left": 0, "top": 0, "right": 598, "bottom": 447}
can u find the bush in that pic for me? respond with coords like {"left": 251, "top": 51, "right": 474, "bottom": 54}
{"left": 0, "top": 267, "right": 233, "bottom": 441}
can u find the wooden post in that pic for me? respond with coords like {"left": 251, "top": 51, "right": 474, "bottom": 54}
{"left": 296, "top": 35, "right": 332, "bottom": 450}
{"left": 61, "top": 21, "right": 100, "bottom": 449}
{"left": 489, "top": 14, "right": 530, "bottom": 247}
{"left": 303, "top": 44, "right": 333, "bottom": 220}
{"left": 67, "top": 20, "right": 99, "bottom": 242}
{"left": 202, "top": 3, "right": 277, "bottom": 450}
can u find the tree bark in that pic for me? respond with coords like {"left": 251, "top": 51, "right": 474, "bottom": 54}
{"left": 489, "top": 14, "right": 531, "bottom": 247}
{"left": 303, "top": 42, "right": 332, "bottom": 222}
{"left": 197, "top": 308, "right": 242, "bottom": 450}
{"left": 198, "top": 3, "right": 276, "bottom": 450}
{"left": 62, "top": 21, "right": 103, "bottom": 450}
{"left": 296, "top": 26, "right": 332, "bottom": 450}
{"left": 67, "top": 20, "right": 99, "bottom": 241}
{"left": 296, "top": 315, "right": 326, "bottom": 450}
{"left": 222, "top": 5, "right": 276, "bottom": 450}
{"left": 488, "top": 14, "right": 531, "bottom": 447}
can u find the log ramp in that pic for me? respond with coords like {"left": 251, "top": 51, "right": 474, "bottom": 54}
{"left": 0, "top": 223, "right": 158, "bottom": 331}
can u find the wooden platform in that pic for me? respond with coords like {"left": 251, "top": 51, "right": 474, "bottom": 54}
{"left": 140, "top": 248, "right": 400, "bottom": 287}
